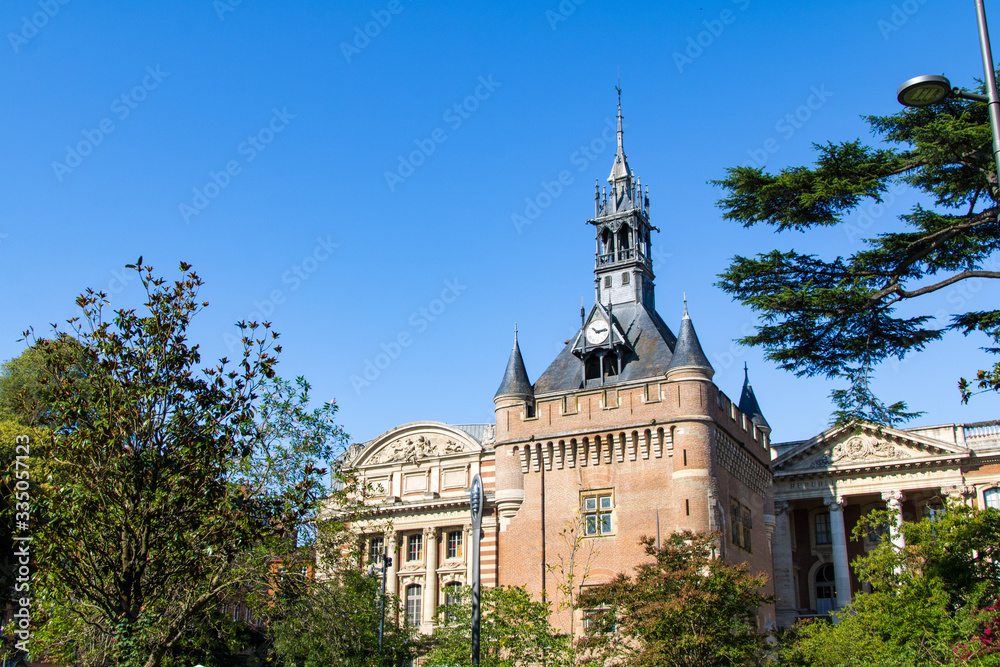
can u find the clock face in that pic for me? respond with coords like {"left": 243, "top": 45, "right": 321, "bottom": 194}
{"left": 585, "top": 320, "right": 610, "bottom": 345}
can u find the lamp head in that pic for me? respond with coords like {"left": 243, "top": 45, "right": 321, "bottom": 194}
{"left": 897, "top": 75, "right": 953, "bottom": 107}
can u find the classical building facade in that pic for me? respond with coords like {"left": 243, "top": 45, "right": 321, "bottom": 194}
{"left": 344, "top": 99, "right": 777, "bottom": 635}
{"left": 770, "top": 419, "right": 1000, "bottom": 626}
{"left": 340, "top": 98, "right": 1000, "bottom": 636}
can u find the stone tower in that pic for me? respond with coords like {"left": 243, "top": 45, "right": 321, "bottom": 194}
{"left": 492, "top": 97, "right": 775, "bottom": 634}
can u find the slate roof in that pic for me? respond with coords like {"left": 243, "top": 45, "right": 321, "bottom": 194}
{"left": 495, "top": 335, "right": 534, "bottom": 399}
{"left": 666, "top": 308, "right": 713, "bottom": 376}
{"left": 737, "top": 365, "right": 769, "bottom": 430}
{"left": 533, "top": 301, "right": 677, "bottom": 394}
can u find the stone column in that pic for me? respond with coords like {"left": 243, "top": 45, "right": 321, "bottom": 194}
{"left": 881, "top": 490, "right": 905, "bottom": 550}
{"left": 826, "top": 497, "right": 852, "bottom": 610}
{"left": 770, "top": 502, "right": 798, "bottom": 627}
{"left": 386, "top": 531, "right": 398, "bottom": 597}
{"left": 422, "top": 527, "right": 439, "bottom": 626}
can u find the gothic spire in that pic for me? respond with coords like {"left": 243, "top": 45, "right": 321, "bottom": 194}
{"left": 607, "top": 91, "right": 633, "bottom": 193}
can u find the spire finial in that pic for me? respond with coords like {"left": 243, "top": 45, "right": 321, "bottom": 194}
{"left": 744, "top": 361, "right": 749, "bottom": 383}
{"left": 683, "top": 292, "right": 689, "bottom": 318}
{"left": 615, "top": 83, "right": 624, "bottom": 153}
{"left": 514, "top": 323, "right": 518, "bottom": 344}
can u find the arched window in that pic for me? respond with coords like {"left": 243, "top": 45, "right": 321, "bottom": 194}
{"left": 443, "top": 582, "right": 463, "bottom": 622}
{"left": 815, "top": 563, "right": 836, "bottom": 614}
{"left": 405, "top": 585, "right": 422, "bottom": 626}
{"left": 985, "top": 488, "right": 1000, "bottom": 510}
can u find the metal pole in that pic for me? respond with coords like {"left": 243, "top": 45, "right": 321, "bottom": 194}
{"left": 470, "top": 474, "right": 484, "bottom": 667}
{"left": 975, "top": 0, "right": 1000, "bottom": 193}
{"left": 379, "top": 549, "right": 389, "bottom": 653}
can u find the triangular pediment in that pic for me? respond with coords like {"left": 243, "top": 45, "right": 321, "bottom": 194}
{"left": 774, "top": 422, "right": 970, "bottom": 475}
{"left": 351, "top": 421, "right": 488, "bottom": 468}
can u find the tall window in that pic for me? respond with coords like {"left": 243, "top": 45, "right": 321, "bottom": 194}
{"left": 730, "top": 499, "right": 752, "bottom": 552}
{"left": 443, "top": 581, "right": 462, "bottom": 622}
{"left": 742, "top": 505, "right": 753, "bottom": 553}
{"left": 815, "top": 512, "right": 832, "bottom": 545}
{"left": 405, "top": 585, "right": 422, "bottom": 626}
{"left": 815, "top": 563, "right": 836, "bottom": 614}
{"left": 986, "top": 488, "right": 1000, "bottom": 510}
{"left": 369, "top": 536, "right": 384, "bottom": 563}
{"left": 447, "top": 530, "right": 463, "bottom": 559}
{"left": 407, "top": 533, "right": 423, "bottom": 561}
{"left": 583, "top": 492, "right": 613, "bottom": 536}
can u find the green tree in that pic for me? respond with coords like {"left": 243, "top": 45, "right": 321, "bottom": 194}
{"left": 782, "top": 504, "right": 1000, "bottom": 666}
{"left": 712, "top": 79, "right": 999, "bottom": 425}
{"left": 423, "top": 584, "right": 572, "bottom": 667}
{"left": 576, "top": 532, "right": 772, "bottom": 667}
{"left": 20, "top": 261, "right": 346, "bottom": 667}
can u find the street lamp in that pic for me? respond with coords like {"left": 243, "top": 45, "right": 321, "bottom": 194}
{"left": 368, "top": 549, "right": 392, "bottom": 653}
{"left": 470, "top": 474, "right": 484, "bottom": 667}
{"left": 897, "top": 0, "right": 1000, "bottom": 192}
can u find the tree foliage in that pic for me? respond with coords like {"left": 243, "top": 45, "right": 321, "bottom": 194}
{"left": 18, "top": 261, "right": 347, "bottom": 667}
{"left": 712, "top": 81, "right": 1000, "bottom": 425}
{"left": 782, "top": 504, "right": 1000, "bottom": 666}
{"left": 423, "top": 584, "right": 572, "bottom": 667}
{"left": 576, "top": 532, "right": 772, "bottom": 667}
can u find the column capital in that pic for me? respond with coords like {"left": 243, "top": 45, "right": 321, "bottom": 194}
{"left": 824, "top": 496, "right": 845, "bottom": 511}
{"left": 881, "top": 490, "right": 904, "bottom": 508}
{"left": 774, "top": 500, "right": 790, "bottom": 516}
{"left": 941, "top": 484, "right": 973, "bottom": 501}
{"left": 423, "top": 526, "right": 438, "bottom": 541}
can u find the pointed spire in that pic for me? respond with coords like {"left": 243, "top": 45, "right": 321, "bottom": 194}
{"left": 666, "top": 298, "right": 714, "bottom": 379}
{"left": 495, "top": 325, "right": 534, "bottom": 399}
{"left": 608, "top": 88, "right": 633, "bottom": 192}
{"left": 738, "top": 364, "right": 770, "bottom": 432}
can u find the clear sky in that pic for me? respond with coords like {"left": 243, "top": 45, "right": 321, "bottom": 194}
{"left": 2, "top": 0, "right": 997, "bottom": 447}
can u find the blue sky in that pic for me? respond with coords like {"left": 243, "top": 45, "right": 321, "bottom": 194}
{"left": 2, "top": 0, "right": 996, "bottom": 446}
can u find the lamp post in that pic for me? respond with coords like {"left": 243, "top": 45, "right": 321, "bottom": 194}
{"left": 897, "top": 0, "right": 1000, "bottom": 191}
{"left": 470, "top": 473, "right": 484, "bottom": 667}
{"left": 368, "top": 548, "right": 392, "bottom": 654}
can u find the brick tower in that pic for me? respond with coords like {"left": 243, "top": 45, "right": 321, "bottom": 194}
{"left": 492, "top": 96, "right": 775, "bottom": 634}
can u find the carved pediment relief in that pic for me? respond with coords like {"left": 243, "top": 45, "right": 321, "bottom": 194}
{"left": 803, "top": 436, "right": 911, "bottom": 469}
{"left": 371, "top": 435, "right": 465, "bottom": 465}
{"left": 775, "top": 422, "right": 970, "bottom": 474}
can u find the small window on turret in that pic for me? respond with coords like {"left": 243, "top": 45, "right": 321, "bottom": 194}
{"left": 621, "top": 272, "right": 630, "bottom": 285}
{"left": 604, "top": 276, "right": 611, "bottom": 288}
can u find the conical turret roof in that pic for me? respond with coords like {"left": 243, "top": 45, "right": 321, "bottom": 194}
{"left": 738, "top": 363, "right": 770, "bottom": 431}
{"left": 666, "top": 299, "right": 714, "bottom": 378}
{"left": 495, "top": 328, "right": 533, "bottom": 399}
